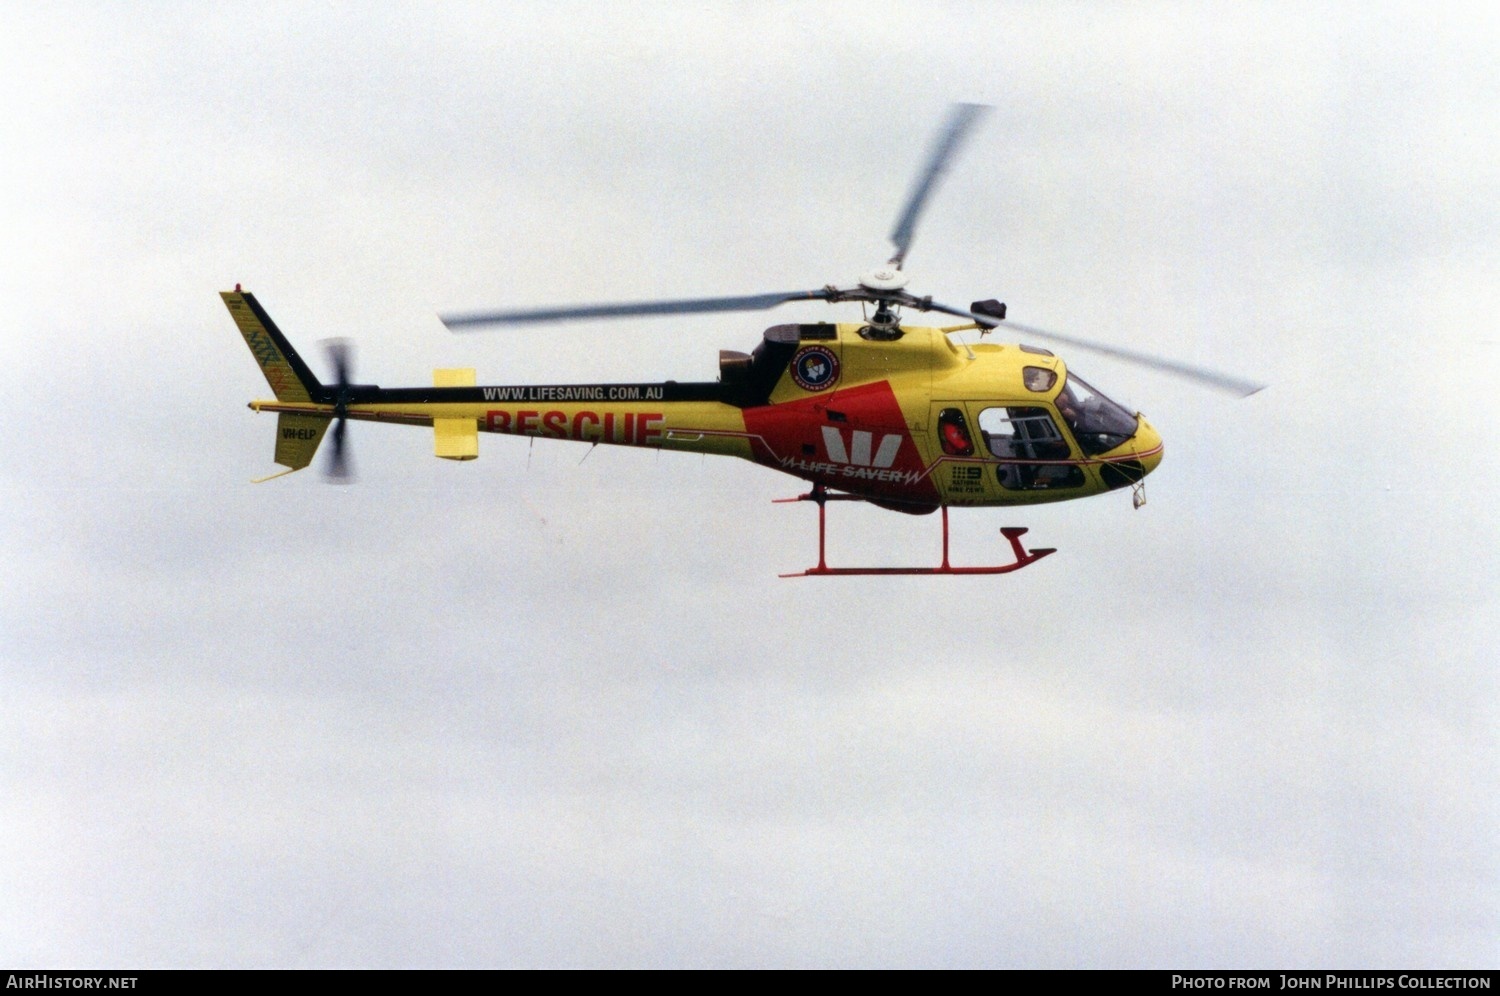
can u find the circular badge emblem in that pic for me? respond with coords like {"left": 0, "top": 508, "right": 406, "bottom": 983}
{"left": 791, "top": 345, "right": 839, "bottom": 392}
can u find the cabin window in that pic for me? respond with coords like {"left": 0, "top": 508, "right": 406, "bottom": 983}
{"left": 978, "top": 406, "right": 1084, "bottom": 491}
{"left": 1054, "top": 373, "right": 1137, "bottom": 456}
{"left": 937, "top": 407, "right": 974, "bottom": 456}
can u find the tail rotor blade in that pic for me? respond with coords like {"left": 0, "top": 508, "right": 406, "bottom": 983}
{"left": 320, "top": 338, "right": 356, "bottom": 482}
{"left": 325, "top": 416, "right": 353, "bottom": 482}
{"left": 324, "top": 338, "right": 353, "bottom": 387}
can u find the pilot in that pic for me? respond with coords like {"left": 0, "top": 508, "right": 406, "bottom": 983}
{"left": 1054, "top": 388, "right": 1081, "bottom": 428}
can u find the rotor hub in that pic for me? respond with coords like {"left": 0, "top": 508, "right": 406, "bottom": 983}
{"left": 858, "top": 266, "right": 910, "bottom": 292}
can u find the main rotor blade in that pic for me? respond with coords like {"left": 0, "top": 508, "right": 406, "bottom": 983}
{"left": 888, "top": 103, "right": 991, "bottom": 269}
{"left": 924, "top": 300, "right": 1266, "bottom": 397}
{"left": 442, "top": 290, "right": 834, "bottom": 330}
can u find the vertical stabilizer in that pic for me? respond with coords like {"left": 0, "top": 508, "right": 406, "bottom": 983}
{"left": 221, "top": 288, "right": 322, "bottom": 402}
{"left": 273, "top": 413, "right": 330, "bottom": 471}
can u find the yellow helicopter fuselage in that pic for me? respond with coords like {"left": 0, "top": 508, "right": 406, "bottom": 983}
{"left": 228, "top": 289, "right": 1161, "bottom": 509}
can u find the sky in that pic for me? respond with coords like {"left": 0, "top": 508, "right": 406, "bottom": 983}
{"left": 2, "top": 0, "right": 1496, "bottom": 969}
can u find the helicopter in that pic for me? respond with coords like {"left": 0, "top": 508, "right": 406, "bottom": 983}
{"left": 225, "top": 103, "right": 1263, "bottom": 576}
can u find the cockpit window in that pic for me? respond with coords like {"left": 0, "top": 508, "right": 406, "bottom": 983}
{"left": 1055, "top": 373, "right": 1137, "bottom": 456}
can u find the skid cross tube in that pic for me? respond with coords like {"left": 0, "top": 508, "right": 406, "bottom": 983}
{"left": 774, "top": 484, "right": 1056, "bottom": 577}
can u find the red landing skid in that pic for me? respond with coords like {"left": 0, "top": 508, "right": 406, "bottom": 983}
{"left": 774, "top": 484, "right": 1057, "bottom": 578}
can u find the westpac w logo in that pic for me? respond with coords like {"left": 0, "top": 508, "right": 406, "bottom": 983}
{"left": 822, "top": 426, "right": 902, "bottom": 468}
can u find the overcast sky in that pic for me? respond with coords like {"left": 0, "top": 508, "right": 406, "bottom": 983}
{"left": 2, "top": 1, "right": 1496, "bottom": 969}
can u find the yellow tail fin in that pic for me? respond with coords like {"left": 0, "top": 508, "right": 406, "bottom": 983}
{"left": 273, "top": 413, "right": 330, "bottom": 470}
{"left": 221, "top": 288, "right": 321, "bottom": 403}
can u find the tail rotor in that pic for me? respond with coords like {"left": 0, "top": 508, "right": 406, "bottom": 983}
{"left": 322, "top": 339, "right": 356, "bottom": 482}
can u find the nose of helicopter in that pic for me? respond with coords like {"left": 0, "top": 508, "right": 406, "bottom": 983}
{"left": 1133, "top": 415, "right": 1164, "bottom": 475}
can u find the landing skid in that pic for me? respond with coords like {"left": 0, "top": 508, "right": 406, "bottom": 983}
{"left": 775, "top": 484, "right": 1056, "bottom": 578}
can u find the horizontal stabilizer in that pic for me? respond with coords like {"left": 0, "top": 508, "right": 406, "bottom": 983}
{"left": 434, "top": 419, "right": 478, "bottom": 460}
{"left": 433, "top": 368, "right": 478, "bottom": 460}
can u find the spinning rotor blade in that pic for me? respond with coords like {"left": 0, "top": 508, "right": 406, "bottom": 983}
{"left": 325, "top": 338, "right": 352, "bottom": 386}
{"left": 442, "top": 290, "right": 835, "bottom": 330}
{"left": 888, "top": 103, "right": 990, "bottom": 269}
{"left": 321, "top": 339, "right": 356, "bottom": 483}
{"left": 326, "top": 414, "right": 353, "bottom": 481}
{"left": 924, "top": 300, "right": 1266, "bottom": 397}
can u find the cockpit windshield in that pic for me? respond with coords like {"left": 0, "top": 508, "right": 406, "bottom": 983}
{"left": 1055, "top": 373, "right": 1137, "bottom": 456}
